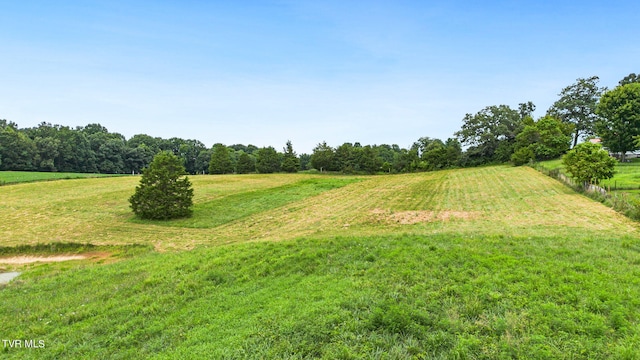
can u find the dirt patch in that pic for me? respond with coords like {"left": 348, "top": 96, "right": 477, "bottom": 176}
{"left": 371, "top": 209, "right": 479, "bottom": 225}
{"left": 0, "top": 252, "right": 110, "bottom": 265}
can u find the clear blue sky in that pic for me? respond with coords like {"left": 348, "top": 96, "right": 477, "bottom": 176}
{"left": 1, "top": 1, "right": 639, "bottom": 153}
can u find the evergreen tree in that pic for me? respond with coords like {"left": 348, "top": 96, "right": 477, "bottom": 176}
{"left": 281, "top": 140, "right": 300, "bottom": 173}
{"left": 129, "top": 151, "right": 194, "bottom": 220}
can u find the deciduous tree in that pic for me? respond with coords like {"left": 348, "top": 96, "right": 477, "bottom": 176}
{"left": 0, "top": 126, "right": 37, "bottom": 171}
{"left": 455, "top": 104, "right": 525, "bottom": 164}
{"left": 547, "top": 76, "right": 606, "bottom": 147}
{"left": 511, "top": 116, "right": 573, "bottom": 165}
{"left": 595, "top": 83, "right": 640, "bottom": 162}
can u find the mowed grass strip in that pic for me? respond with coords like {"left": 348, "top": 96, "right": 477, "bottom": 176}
{"left": 0, "top": 171, "right": 121, "bottom": 184}
{"left": 2, "top": 234, "right": 640, "bottom": 358}
{"left": 208, "top": 166, "right": 640, "bottom": 243}
{"left": 135, "top": 177, "right": 363, "bottom": 228}
{"left": 0, "top": 174, "right": 362, "bottom": 249}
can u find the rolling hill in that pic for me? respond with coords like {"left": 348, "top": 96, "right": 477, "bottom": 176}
{"left": 2, "top": 166, "right": 640, "bottom": 358}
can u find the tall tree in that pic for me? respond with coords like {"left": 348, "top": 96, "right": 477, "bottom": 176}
{"left": 595, "top": 83, "right": 640, "bottom": 162}
{"left": 208, "top": 143, "right": 234, "bottom": 174}
{"left": 455, "top": 104, "right": 524, "bottom": 164}
{"left": 281, "top": 140, "right": 300, "bottom": 173}
{"left": 547, "top": 76, "right": 606, "bottom": 147}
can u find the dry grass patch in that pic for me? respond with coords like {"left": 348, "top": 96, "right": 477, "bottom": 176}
{"left": 370, "top": 209, "right": 480, "bottom": 224}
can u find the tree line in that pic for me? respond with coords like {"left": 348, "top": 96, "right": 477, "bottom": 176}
{"left": 1, "top": 72, "right": 638, "bottom": 175}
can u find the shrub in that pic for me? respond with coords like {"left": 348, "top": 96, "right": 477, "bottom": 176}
{"left": 129, "top": 151, "right": 194, "bottom": 220}
{"left": 511, "top": 147, "right": 535, "bottom": 166}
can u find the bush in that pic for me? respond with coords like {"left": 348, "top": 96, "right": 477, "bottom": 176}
{"left": 511, "top": 147, "right": 535, "bottom": 166}
{"left": 129, "top": 151, "right": 194, "bottom": 220}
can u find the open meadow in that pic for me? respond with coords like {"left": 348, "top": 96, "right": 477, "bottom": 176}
{"left": 0, "top": 171, "right": 121, "bottom": 185}
{"left": 2, "top": 166, "right": 640, "bottom": 358}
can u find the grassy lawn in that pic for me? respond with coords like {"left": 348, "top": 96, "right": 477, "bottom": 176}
{"left": 2, "top": 168, "right": 637, "bottom": 249}
{"left": 539, "top": 158, "right": 640, "bottom": 190}
{"left": 2, "top": 167, "right": 640, "bottom": 358}
{"left": 0, "top": 171, "right": 123, "bottom": 185}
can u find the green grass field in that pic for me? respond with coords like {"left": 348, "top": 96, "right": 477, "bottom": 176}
{"left": 539, "top": 158, "right": 640, "bottom": 190}
{"left": 0, "top": 171, "right": 122, "bottom": 185}
{"left": 2, "top": 167, "right": 640, "bottom": 358}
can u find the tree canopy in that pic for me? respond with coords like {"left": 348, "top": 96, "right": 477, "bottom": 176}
{"left": 547, "top": 76, "right": 606, "bottom": 147}
{"left": 455, "top": 104, "right": 525, "bottom": 165}
{"left": 595, "top": 83, "right": 640, "bottom": 162}
{"left": 511, "top": 116, "right": 573, "bottom": 165}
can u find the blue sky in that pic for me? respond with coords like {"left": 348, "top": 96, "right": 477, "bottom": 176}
{"left": 1, "top": 1, "right": 639, "bottom": 153}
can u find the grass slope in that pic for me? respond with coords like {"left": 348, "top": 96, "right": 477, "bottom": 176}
{"left": 3, "top": 234, "right": 640, "bottom": 359}
{"left": 2, "top": 167, "right": 640, "bottom": 358}
{"left": 1, "top": 167, "right": 637, "bottom": 249}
